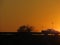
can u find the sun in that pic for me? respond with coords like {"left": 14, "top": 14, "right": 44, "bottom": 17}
{"left": 53, "top": 27, "right": 60, "bottom": 32}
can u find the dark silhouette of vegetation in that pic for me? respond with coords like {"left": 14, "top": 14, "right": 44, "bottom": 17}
{"left": 41, "top": 29, "right": 59, "bottom": 34}
{"left": 1, "top": 25, "right": 60, "bottom": 45}
{"left": 17, "top": 25, "right": 33, "bottom": 32}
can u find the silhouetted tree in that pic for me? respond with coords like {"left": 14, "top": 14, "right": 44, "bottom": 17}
{"left": 41, "top": 29, "right": 59, "bottom": 34}
{"left": 17, "top": 25, "right": 33, "bottom": 32}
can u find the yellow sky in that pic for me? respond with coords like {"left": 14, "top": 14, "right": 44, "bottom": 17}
{"left": 0, "top": 0, "right": 60, "bottom": 32}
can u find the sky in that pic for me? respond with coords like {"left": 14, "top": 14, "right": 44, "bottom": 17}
{"left": 0, "top": 0, "right": 60, "bottom": 32}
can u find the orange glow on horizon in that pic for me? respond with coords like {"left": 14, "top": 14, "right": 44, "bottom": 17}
{"left": 0, "top": 0, "right": 60, "bottom": 32}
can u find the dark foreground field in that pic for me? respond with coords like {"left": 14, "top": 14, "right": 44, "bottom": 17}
{"left": 0, "top": 32, "right": 60, "bottom": 45}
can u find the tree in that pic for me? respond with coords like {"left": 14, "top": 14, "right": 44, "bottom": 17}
{"left": 41, "top": 29, "right": 59, "bottom": 34}
{"left": 17, "top": 25, "right": 33, "bottom": 32}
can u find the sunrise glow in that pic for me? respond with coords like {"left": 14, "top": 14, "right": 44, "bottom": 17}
{"left": 0, "top": 0, "right": 60, "bottom": 32}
